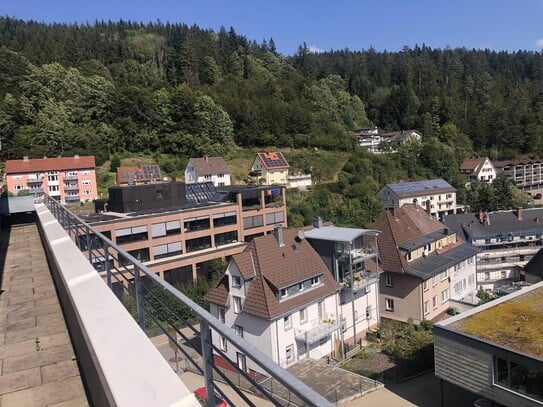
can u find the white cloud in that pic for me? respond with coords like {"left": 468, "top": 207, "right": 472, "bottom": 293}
{"left": 308, "top": 45, "right": 324, "bottom": 54}
{"left": 536, "top": 38, "right": 543, "bottom": 48}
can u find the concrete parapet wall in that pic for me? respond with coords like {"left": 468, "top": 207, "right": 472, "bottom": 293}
{"left": 35, "top": 203, "right": 199, "bottom": 407}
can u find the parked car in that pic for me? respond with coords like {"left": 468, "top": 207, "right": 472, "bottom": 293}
{"left": 193, "top": 387, "right": 228, "bottom": 407}
{"left": 535, "top": 193, "right": 542, "bottom": 199}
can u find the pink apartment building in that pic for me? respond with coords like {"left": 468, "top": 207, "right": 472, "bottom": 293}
{"left": 5, "top": 155, "right": 98, "bottom": 204}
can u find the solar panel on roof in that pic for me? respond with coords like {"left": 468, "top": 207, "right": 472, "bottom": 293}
{"left": 186, "top": 182, "right": 217, "bottom": 204}
{"left": 143, "top": 165, "right": 161, "bottom": 180}
{"left": 389, "top": 179, "right": 452, "bottom": 193}
{"left": 261, "top": 153, "right": 287, "bottom": 168}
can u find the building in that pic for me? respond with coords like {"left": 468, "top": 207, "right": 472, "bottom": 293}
{"left": 304, "top": 220, "right": 381, "bottom": 346}
{"left": 376, "top": 179, "right": 457, "bottom": 219}
{"left": 521, "top": 248, "right": 543, "bottom": 284}
{"left": 205, "top": 227, "right": 341, "bottom": 375}
{"left": 381, "top": 130, "right": 422, "bottom": 149}
{"left": 434, "top": 281, "right": 543, "bottom": 406}
{"left": 4, "top": 155, "right": 98, "bottom": 204}
{"left": 82, "top": 182, "right": 287, "bottom": 284}
{"left": 352, "top": 127, "right": 382, "bottom": 153}
{"left": 184, "top": 157, "right": 231, "bottom": 187}
{"left": 443, "top": 208, "right": 543, "bottom": 292}
{"left": 287, "top": 173, "right": 312, "bottom": 190}
{"left": 370, "top": 204, "right": 478, "bottom": 323}
{"left": 493, "top": 158, "right": 543, "bottom": 190}
{"left": 249, "top": 152, "right": 289, "bottom": 186}
{"left": 352, "top": 128, "right": 422, "bottom": 153}
{"left": 460, "top": 157, "right": 496, "bottom": 184}
{"left": 116, "top": 165, "right": 162, "bottom": 186}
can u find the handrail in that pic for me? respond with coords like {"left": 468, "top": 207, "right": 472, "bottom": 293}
{"left": 44, "top": 195, "right": 332, "bottom": 407}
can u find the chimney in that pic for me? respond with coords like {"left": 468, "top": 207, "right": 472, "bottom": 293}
{"left": 313, "top": 217, "right": 323, "bottom": 229}
{"left": 479, "top": 210, "right": 484, "bottom": 224}
{"left": 204, "top": 155, "right": 208, "bottom": 162}
{"left": 413, "top": 198, "right": 418, "bottom": 207}
{"left": 444, "top": 227, "right": 449, "bottom": 235}
{"left": 274, "top": 226, "right": 285, "bottom": 247}
{"left": 23, "top": 156, "right": 29, "bottom": 161}
{"left": 425, "top": 200, "right": 431, "bottom": 215}
{"left": 517, "top": 207, "right": 523, "bottom": 221}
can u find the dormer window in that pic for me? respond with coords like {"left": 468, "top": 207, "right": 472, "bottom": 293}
{"left": 280, "top": 288, "right": 288, "bottom": 298}
{"left": 311, "top": 276, "right": 320, "bottom": 286}
{"left": 232, "top": 276, "right": 241, "bottom": 288}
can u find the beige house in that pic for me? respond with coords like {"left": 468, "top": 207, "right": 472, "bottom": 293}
{"left": 250, "top": 152, "right": 289, "bottom": 185}
{"left": 370, "top": 204, "right": 478, "bottom": 323}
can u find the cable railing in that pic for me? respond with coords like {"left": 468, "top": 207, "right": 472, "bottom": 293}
{"left": 43, "top": 196, "right": 332, "bottom": 407}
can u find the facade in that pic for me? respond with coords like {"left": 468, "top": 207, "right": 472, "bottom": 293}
{"left": 443, "top": 208, "right": 543, "bottom": 292}
{"left": 304, "top": 221, "right": 381, "bottom": 346}
{"left": 205, "top": 228, "right": 341, "bottom": 375}
{"left": 434, "top": 282, "right": 543, "bottom": 406}
{"left": 370, "top": 204, "right": 478, "bottom": 323}
{"left": 82, "top": 182, "right": 287, "bottom": 284}
{"left": 352, "top": 128, "right": 422, "bottom": 153}
{"left": 376, "top": 179, "right": 457, "bottom": 219}
{"left": 493, "top": 158, "right": 543, "bottom": 190}
{"left": 382, "top": 130, "right": 422, "bottom": 149}
{"left": 116, "top": 165, "right": 162, "bottom": 186}
{"left": 184, "top": 157, "right": 231, "bottom": 187}
{"left": 250, "top": 152, "right": 289, "bottom": 185}
{"left": 460, "top": 157, "right": 496, "bottom": 184}
{"left": 5, "top": 155, "right": 98, "bottom": 204}
{"left": 287, "top": 173, "right": 312, "bottom": 190}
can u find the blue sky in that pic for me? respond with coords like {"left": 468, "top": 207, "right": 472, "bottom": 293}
{"left": 3, "top": 0, "right": 543, "bottom": 55}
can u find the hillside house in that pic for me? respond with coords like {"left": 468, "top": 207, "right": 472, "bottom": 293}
{"left": 184, "top": 157, "right": 231, "bottom": 186}
{"left": 249, "top": 152, "right": 289, "bottom": 185}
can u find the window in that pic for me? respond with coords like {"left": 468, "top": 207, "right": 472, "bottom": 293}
{"left": 433, "top": 295, "right": 438, "bottom": 309}
{"left": 233, "top": 296, "right": 242, "bottom": 314}
{"left": 243, "top": 215, "right": 264, "bottom": 229}
{"left": 49, "top": 185, "right": 59, "bottom": 192}
{"left": 424, "top": 301, "right": 429, "bottom": 315}
{"left": 213, "top": 212, "right": 237, "bottom": 227}
{"left": 265, "top": 211, "right": 285, "bottom": 225}
{"left": 441, "top": 289, "right": 449, "bottom": 303}
{"left": 82, "top": 180, "right": 92, "bottom": 185}
{"left": 11, "top": 175, "right": 22, "bottom": 180}
{"left": 423, "top": 280, "right": 429, "bottom": 291}
{"left": 468, "top": 256, "right": 474, "bottom": 264}
{"left": 311, "top": 276, "right": 320, "bottom": 286}
{"left": 494, "top": 357, "right": 543, "bottom": 402}
{"left": 234, "top": 325, "right": 244, "bottom": 338}
{"left": 385, "top": 298, "right": 394, "bottom": 311}
{"left": 115, "top": 226, "right": 148, "bottom": 244}
{"left": 366, "top": 306, "right": 372, "bottom": 319}
{"left": 286, "top": 345, "right": 294, "bottom": 363}
{"left": 284, "top": 315, "right": 292, "bottom": 330}
{"left": 485, "top": 272, "right": 490, "bottom": 281}
{"left": 300, "top": 308, "right": 308, "bottom": 324}
{"left": 501, "top": 271, "right": 507, "bottom": 279}
{"left": 47, "top": 175, "right": 58, "bottom": 182}
{"left": 215, "top": 231, "right": 238, "bottom": 246}
{"left": 385, "top": 275, "right": 394, "bottom": 287}
{"left": 280, "top": 288, "right": 288, "bottom": 299}
{"left": 218, "top": 307, "right": 226, "bottom": 323}
{"left": 354, "top": 310, "right": 359, "bottom": 320}
{"left": 151, "top": 221, "right": 181, "bottom": 238}
{"left": 184, "top": 216, "right": 210, "bottom": 232}
{"left": 432, "top": 275, "right": 438, "bottom": 286}
{"left": 237, "top": 353, "right": 247, "bottom": 372}
{"left": 185, "top": 236, "right": 211, "bottom": 253}
{"left": 441, "top": 270, "right": 448, "bottom": 280}
{"left": 83, "top": 190, "right": 92, "bottom": 195}
{"left": 220, "top": 336, "right": 227, "bottom": 351}
{"left": 232, "top": 275, "right": 241, "bottom": 288}
{"left": 153, "top": 242, "right": 182, "bottom": 260}
{"left": 14, "top": 185, "right": 23, "bottom": 190}
{"left": 82, "top": 171, "right": 90, "bottom": 175}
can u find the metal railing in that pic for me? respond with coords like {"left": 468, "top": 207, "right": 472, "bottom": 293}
{"left": 43, "top": 196, "right": 332, "bottom": 407}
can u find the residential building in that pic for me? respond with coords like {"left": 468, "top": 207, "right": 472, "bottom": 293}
{"left": 287, "top": 172, "right": 312, "bottom": 190}
{"left": 184, "top": 156, "right": 231, "bottom": 187}
{"left": 381, "top": 129, "right": 422, "bottom": 149}
{"left": 352, "top": 128, "right": 422, "bottom": 153}
{"left": 443, "top": 208, "right": 543, "bottom": 292}
{"left": 460, "top": 157, "right": 496, "bottom": 184}
{"left": 352, "top": 127, "right": 382, "bottom": 153}
{"left": 249, "top": 152, "right": 289, "bottom": 185}
{"left": 493, "top": 158, "right": 543, "bottom": 190}
{"left": 370, "top": 204, "right": 478, "bottom": 323}
{"left": 521, "top": 248, "right": 543, "bottom": 284}
{"left": 5, "top": 155, "right": 98, "bottom": 204}
{"left": 376, "top": 179, "right": 457, "bottom": 219}
{"left": 82, "top": 182, "right": 287, "bottom": 285}
{"left": 434, "top": 281, "right": 543, "bottom": 406}
{"left": 116, "top": 165, "right": 162, "bottom": 186}
{"left": 304, "top": 220, "right": 381, "bottom": 346}
{"left": 205, "top": 227, "right": 341, "bottom": 375}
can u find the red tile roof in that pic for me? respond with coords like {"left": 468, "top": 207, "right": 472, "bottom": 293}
{"left": 5, "top": 156, "right": 95, "bottom": 174}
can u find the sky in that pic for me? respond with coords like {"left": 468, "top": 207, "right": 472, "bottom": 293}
{"left": 3, "top": 0, "right": 543, "bottom": 56}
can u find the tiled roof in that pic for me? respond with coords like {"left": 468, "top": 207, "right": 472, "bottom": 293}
{"left": 206, "top": 228, "right": 339, "bottom": 320}
{"left": 383, "top": 179, "right": 456, "bottom": 198}
{"left": 188, "top": 157, "right": 230, "bottom": 176}
{"left": 256, "top": 152, "right": 290, "bottom": 170}
{"left": 204, "top": 275, "right": 230, "bottom": 307}
{"left": 405, "top": 244, "right": 480, "bottom": 279}
{"left": 460, "top": 157, "right": 487, "bottom": 173}
{"left": 493, "top": 158, "right": 543, "bottom": 168}
{"left": 116, "top": 165, "right": 161, "bottom": 184}
{"left": 5, "top": 156, "right": 95, "bottom": 174}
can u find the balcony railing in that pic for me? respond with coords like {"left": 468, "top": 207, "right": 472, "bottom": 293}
{"left": 43, "top": 195, "right": 331, "bottom": 407}
{"left": 294, "top": 313, "right": 341, "bottom": 346}
{"left": 63, "top": 174, "right": 79, "bottom": 180}
{"left": 64, "top": 184, "right": 80, "bottom": 191}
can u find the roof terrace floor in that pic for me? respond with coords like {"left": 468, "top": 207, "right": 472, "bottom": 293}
{"left": 0, "top": 217, "right": 88, "bottom": 406}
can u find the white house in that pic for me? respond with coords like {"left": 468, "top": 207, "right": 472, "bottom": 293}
{"left": 184, "top": 156, "right": 231, "bottom": 186}
{"left": 460, "top": 157, "right": 496, "bottom": 184}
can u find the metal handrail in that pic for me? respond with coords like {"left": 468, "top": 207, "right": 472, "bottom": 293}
{"left": 43, "top": 195, "right": 332, "bottom": 407}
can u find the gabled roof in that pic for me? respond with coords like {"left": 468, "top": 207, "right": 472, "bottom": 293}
{"left": 255, "top": 152, "right": 290, "bottom": 170}
{"left": 460, "top": 157, "right": 487, "bottom": 172}
{"left": 187, "top": 157, "right": 230, "bottom": 176}
{"left": 370, "top": 204, "right": 456, "bottom": 274}
{"left": 205, "top": 228, "right": 339, "bottom": 320}
{"left": 381, "top": 179, "right": 455, "bottom": 199}
{"left": 5, "top": 156, "right": 95, "bottom": 174}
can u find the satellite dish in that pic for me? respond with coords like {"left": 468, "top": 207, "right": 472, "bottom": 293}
{"left": 297, "top": 230, "right": 306, "bottom": 241}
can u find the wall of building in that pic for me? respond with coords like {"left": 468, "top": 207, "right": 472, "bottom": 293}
{"left": 450, "top": 255, "right": 477, "bottom": 302}
{"left": 380, "top": 272, "right": 424, "bottom": 323}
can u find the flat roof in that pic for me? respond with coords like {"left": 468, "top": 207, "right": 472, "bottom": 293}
{"left": 438, "top": 282, "right": 543, "bottom": 360}
{"left": 304, "top": 225, "right": 380, "bottom": 243}
{"left": 385, "top": 179, "right": 455, "bottom": 197}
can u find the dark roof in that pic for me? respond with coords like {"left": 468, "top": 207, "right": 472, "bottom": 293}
{"left": 460, "top": 157, "right": 489, "bottom": 174}
{"left": 187, "top": 157, "right": 230, "bottom": 176}
{"left": 442, "top": 209, "right": 543, "bottom": 240}
{"left": 256, "top": 152, "right": 290, "bottom": 170}
{"left": 205, "top": 228, "right": 339, "bottom": 320}
{"left": 204, "top": 275, "right": 230, "bottom": 307}
{"left": 5, "top": 156, "right": 95, "bottom": 173}
{"left": 494, "top": 158, "right": 543, "bottom": 169}
{"left": 405, "top": 244, "right": 480, "bottom": 279}
{"left": 382, "top": 179, "right": 456, "bottom": 198}
{"left": 116, "top": 165, "right": 161, "bottom": 184}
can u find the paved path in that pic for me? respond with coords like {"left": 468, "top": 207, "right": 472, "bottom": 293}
{"left": 0, "top": 220, "right": 88, "bottom": 406}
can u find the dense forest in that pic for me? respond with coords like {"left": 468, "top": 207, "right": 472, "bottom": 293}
{"left": 0, "top": 17, "right": 539, "bottom": 226}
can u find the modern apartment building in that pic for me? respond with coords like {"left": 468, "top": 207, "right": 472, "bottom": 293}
{"left": 376, "top": 179, "right": 457, "bottom": 219}
{"left": 5, "top": 155, "right": 98, "bottom": 203}
{"left": 493, "top": 158, "right": 543, "bottom": 190}
{"left": 443, "top": 208, "right": 543, "bottom": 292}
{"left": 184, "top": 156, "right": 231, "bottom": 186}
{"left": 82, "top": 182, "right": 287, "bottom": 285}
{"left": 370, "top": 204, "right": 478, "bottom": 323}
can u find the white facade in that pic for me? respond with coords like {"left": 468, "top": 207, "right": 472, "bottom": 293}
{"left": 449, "top": 255, "right": 478, "bottom": 302}
{"left": 476, "top": 158, "right": 497, "bottom": 183}
{"left": 184, "top": 167, "right": 231, "bottom": 187}
{"left": 287, "top": 173, "right": 312, "bottom": 190}
{"left": 376, "top": 188, "right": 457, "bottom": 219}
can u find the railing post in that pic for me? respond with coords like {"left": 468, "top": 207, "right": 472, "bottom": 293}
{"left": 104, "top": 242, "right": 112, "bottom": 289}
{"left": 200, "top": 319, "right": 215, "bottom": 407}
{"left": 87, "top": 231, "right": 92, "bottom": 265}
{"left": 134, "top": 265, "right": 145, "bottom": 330}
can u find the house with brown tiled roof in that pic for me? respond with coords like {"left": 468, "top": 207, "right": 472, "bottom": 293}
{"left": 460, "top": 157, "right": 496, "bottom": 184}
{"left": 249, "top": 152, "right": 289, "bottom": 185}
{"left": 370, "top": 203, "right": 478, "bottom": 323}
{"left": 205, "top": 227, "right": 342, "bottom": 374}
{"left": 184, "top": 156, "right": 230, "bottom": 186}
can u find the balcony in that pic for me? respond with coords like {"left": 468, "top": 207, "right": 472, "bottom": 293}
{"left": 29, "top": 187, "right": 44, "bottom": 194}
{"left": 65, "top": 195, "right": 80, "bottom": 202}
{"left": 63, "top": 174, "right": 79, "bottom": 181}
{"left": 294, "top": 314, "right": 341, "bottom": 346}
{"left": 64, "top": 184, "right": 80, "bottom": 191}
{"left": 26, "top": 175, "right": 43, "bottom": 183}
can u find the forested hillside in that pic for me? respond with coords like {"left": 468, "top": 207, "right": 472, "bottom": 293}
{"left": 0, "top": 17, "right": 539, "bottom": 226}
